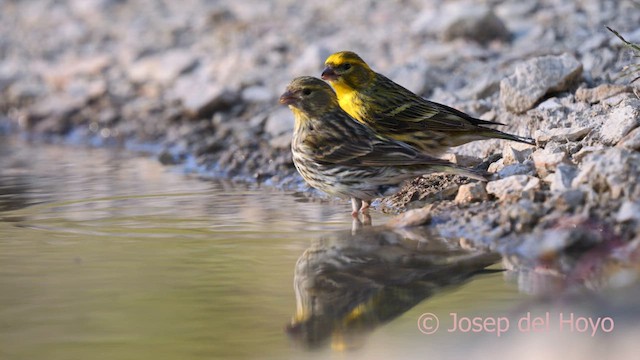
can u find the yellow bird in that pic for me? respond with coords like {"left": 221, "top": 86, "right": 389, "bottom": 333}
{"left": 322, "top": 51, "right": 534, "bottom": 156}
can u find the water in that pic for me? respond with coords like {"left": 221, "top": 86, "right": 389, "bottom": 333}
{"left": 1, "top": 136, "right": 635, "bottom": 360}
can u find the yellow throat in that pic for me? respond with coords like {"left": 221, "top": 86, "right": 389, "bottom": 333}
{"left": 330, "top": 81, "right": 363, "bottom": 123}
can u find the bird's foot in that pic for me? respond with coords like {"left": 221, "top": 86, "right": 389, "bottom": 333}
{"left": 351, "top": 213, "right": 372, "bottom": 234}
{"left": 351, "top": 199, "right": 372, "bottom": 225}
{"left": 351, "top": 198, "right": 363, "bottom": 218}
{"left": 359, "top": 201, "right": 370, "bottom": 215}
{"left": 361, "top": 213, "right": 372, "bottom": 226}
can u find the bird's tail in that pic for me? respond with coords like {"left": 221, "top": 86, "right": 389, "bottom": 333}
{"left": 433, "top": 164, "right": 489, "bottom": 181}
{"left": 484, "top": 128, "right": 536, "bottom": 146}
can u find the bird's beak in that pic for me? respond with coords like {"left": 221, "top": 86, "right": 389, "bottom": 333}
{"left": 321, "top": 66, "right": 338, "bottom": 81}
{"left": 279, "top": 90, "right": 297, "bottom": 105}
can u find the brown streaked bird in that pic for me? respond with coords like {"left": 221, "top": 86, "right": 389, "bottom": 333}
{"left": 279, "top": 76, "right": 486, "bottom": 216}
{"left": 321, "top": 51, "right": 535, "bottom": 156}
{"left": 286, "top": 225, "right": 501, "bottom": 350}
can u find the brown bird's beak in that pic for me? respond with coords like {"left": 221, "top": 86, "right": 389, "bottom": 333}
{"left": 321, "top": 66, "right": 338, "bottom": 81}
{"left": 279, "top": 90, "right": 297, "bottom": 105}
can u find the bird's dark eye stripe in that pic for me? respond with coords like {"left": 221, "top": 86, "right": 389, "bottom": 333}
{"left": 302, "top": 89, "right": 312, "bottom": 95}
{"left": 343, "top": 63, "right": 351, "bottom": 70}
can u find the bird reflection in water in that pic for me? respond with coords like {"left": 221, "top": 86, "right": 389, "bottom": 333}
{"left": 285, "top": 224, "right": 501, "bottom": 351}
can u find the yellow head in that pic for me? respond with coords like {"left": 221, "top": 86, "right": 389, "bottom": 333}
{"left": 321, "top": 51, "right": 375, "bottom": 93}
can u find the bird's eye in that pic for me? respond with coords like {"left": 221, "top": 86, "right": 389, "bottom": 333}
{"left": 343, "top": 63, "right": 352, "bottom": 70}
{"left": 302, "top": 89, "right": 312, "bottom": 96}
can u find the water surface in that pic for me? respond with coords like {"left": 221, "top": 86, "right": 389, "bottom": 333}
{"left": 3, "top": 136, "right": 610, "bottom": 359}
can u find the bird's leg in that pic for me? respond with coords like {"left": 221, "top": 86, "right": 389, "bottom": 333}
{"left": 361, "top": 213, "right": 372, "bottom": 226}
{"left": 351, "top": 197, "right": 363, "bottom": 218}
{"left": 351, "top": 217, "right": 363, "bottom": 235}
{"left": 359, "top": 200, "right": 370, "bottom": 215}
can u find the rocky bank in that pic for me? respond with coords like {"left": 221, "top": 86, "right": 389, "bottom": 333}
{"left": 1, "top": 0, "right": 639, "bottom": 279}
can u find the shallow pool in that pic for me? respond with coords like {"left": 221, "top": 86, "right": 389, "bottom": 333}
{"left": 1, "top": 136, "right": 635, "bottom": 360}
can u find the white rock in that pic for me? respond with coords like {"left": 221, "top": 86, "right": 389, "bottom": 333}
{"left": 241, "top": 85, "right": 272, "bottom": 103}
{"left": 442, "top": 8, "right": 510, "bottom": 44}
{"left": 265, "top": 107, "right": 294, "bottom": 137}
{"left": 486, "top": 175, "right": 540, "bottom": 201}
{"left": 495, "top": 1, "right": 537, "bottom": 18}
{"left": 171, "top": 74, "right": 237, "bottom": 118}
{"left": 572, "top": 145, "right": 605, "bottom": 163}
{"left": 455, "top": 182, "right": 489, "bottom": 204}
{"left": 497, "top": 162, "right": 535, "bottom": 178}
{"left": 39, "top": 55, "right": 112, "bottom": 87}
{"left": 601, "top": 93, "right": 636, "bottom": 107}
{"left": 616, "top": 201, "right": 640, "bottom": 222}
{"left": 575, "top": 84, "right": 632, "bottom": 104}
{"left": 412, "top": 2, "right": 509, "bottom": 44}
{"left": 599, "top": 98, "right": 640, "bottom": 145}
{"left": 459, "top": 74, "right": 501, "bottom": 100}
{"left": 488, "top": 158, "right": 504, "bottom": 173}
{"left": 290, "top": 45, "right": 331, "bottom": 76}
{"left": 517, "top": 228, "right": 584, "bottom": 260}
{"left": 502, "top": 144, "right": 533, "bottom": 165}
{"left": 572, "top": 148, "right": 640, "bottom": 200}
{"left": 550, "top": 164, "right": 577, "bottom": 192}
{"left": 531, "top": 146, "right": 567, "bottom": 177}
{"left": 536, "top": 97, "right": 563, "bottom": 111}
{"left": 617, "top": 127, "right": 640, "bottom": 151}
{"left": 410, "top": 4, "right": 450, "bottom": 35}
{"left": 388, "top": 60, "right": 432, "bottom": 95}
{"left": 500, "top": 53, "right": 583, "bottom": 114}
{"left": 554, "top": 189, "right": 586, "bottom": 209}
{"left": 534, "top": 126, "right": 591, "bottom": 144}
{"left": 128, "top": 50, "right": 198, "bottom": 85}
{"left": 441, "top": 153, "right": 483, "bottom": 167}
{"left": 578, "top": 33, "right": 608, "bottom": 53}
{"left": 29, "top": 93, "right": 85, "bottom": 118}
{"left": 269, "top": 133, "right": 292, "bottom": 149}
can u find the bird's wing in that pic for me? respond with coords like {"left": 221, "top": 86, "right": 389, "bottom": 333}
{"left": 304, "top": 125, "right": 487, "bottom": 180}
{"left": 311, "top": 136, "right": 374, "bottom": 165}
{"left": 303, "top": 111, "right": 446, "bottom": 167}
{"left": 369, "top": 75, "right": 503, "bottom": 133}
{"left": 301, "top": 112, "right": 380, "bottom": 165}
{"left": 354, "top": 138, "right": 487, "bottom": 180}
{"left": 355, "top": 138, "right": 450, "bottom": 167}
{"left": 315, "top": 134, "right": 448, "bottom": 167}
